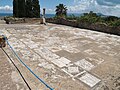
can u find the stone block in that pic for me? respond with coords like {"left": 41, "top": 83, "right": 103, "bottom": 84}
{"left": 79, "top": 73, "right": 101, "bottom": 87}
{"left": 75, "top": 59, "right": 94, "bottom": 71}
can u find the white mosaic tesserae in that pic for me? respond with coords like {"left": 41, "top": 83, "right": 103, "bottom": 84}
{"left": 79, "top": 73, "right": 101, "bottom": 87}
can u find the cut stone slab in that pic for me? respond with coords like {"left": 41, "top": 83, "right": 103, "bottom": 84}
{"left": 62, "top": 64, "right": 86, "bottom": 77}
{"left": 52, "top": 60, "right": 66, "bottom": 68}
{"left": 103, "top": 50, "right": 117, "bottom": 56}
{"left": 48, "top": 47, "right": 62, "bottom": 52}
{"left": 79, "top": 73, "right": 101, "bottom": 87}
{"left": 51, "top": 57, "right": 71, "bottom": 68}
{"left": 38, "top": 62, "right": 55, "bottom": 70}
{"left": 34, "top": 47, "right": 60, "bottom": 60}
{"left": 65, "top": 47, "right": 80, "bottom": 53}
{"left": 60, "top": 57, "right": 71, "bottom": 65}
{"left": 20, "top": 39, "right": 39, "bottom": 49}
{"left": 86, "top": 57, "right": 104, "bottom": 65}
{"left": 68, "top": 67, "right": 79, "bottom": 74}
{"left": 75, "top": 59, "right": 94, "bottom": 71}
{"left": 84, "top": 49, "right": 96, "bottom": 55}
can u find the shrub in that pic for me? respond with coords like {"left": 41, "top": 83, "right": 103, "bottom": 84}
{"left": 109, "top": 20, "right": 120, "bottom": 27}
{"left": 77, "top": 14, "right": 101, "bottom": 24}
{"left": 105, "top": 16, "right": 119, "bottom": 22}
{"left": 66, "top": 14, "right": 79, "bottom": 20}
{"left": 60, "top": 11, "right": 120, "bottom": 27}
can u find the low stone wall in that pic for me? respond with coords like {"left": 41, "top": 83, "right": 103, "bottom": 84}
{"left": 78, "top": 22, "right": 120, "bottom": 36}
{"left": 46, "top": 18, "right": 120, "bottom": 36}
{"left": 24, "top": 18, "right": 42, "bottom": 24}
{"left": 46, "top": 18, "right": 78, "bottom": 27}
{"left": 4, "top": 17, "right": 25, "bottom": 24}
{"left": 4, "top": 17, "right": 43, "bottom": 24}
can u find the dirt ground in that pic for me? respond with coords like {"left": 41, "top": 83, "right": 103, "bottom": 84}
{"left": 0, "top": 20, "right": 120, "bottom": 90}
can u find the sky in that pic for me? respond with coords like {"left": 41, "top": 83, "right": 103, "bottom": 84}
{"left": 0, "top": 0, "right": 120, "bottom": 17}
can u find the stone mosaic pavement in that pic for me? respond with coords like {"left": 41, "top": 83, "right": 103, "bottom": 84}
{"left": 0, "top": 21, "right": 120, "bottom": 90}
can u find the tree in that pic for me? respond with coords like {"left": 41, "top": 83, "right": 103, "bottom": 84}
{"left": 13, "top": 0, "right": 40, "bottom": 18}
{"left": 26, "top": 0, "right": 33, "bottom": 18}
{"left": 84, "top": 11, "right": 97, "bottom": 17}
{"left": 105, "top": 16, "right": 119, "bottom": 21}
{"left": 32, "top": 0, "right": 40, "bottom": 18}
{"left": 55, "top": 4, "right": 67, "bottom": 18}
{"left": 17, "top": 0, "right": 26, "bottom": 17}
{"left": 78, "top": 11, "right": 100, "bottom": 24}
{"left": 13, "top": 0, "right": 18, "bottom": 17}
{"left": 89, "top": 11, "right": 97, "bottom": 17}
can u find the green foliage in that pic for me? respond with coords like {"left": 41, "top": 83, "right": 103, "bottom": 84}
{"left": 13, "top": 0, "right": 40, "bottom": 18}
{"left": 18, "top": 0, "right": 26, "bottom": 18}
{"left": 13, "top": 0, "right": 26, "bottom": 18}
{"left": 104, "top": 16, "right": 120, "bottom": 27}
{"left": 26, "top": 0, "right": 33, "bottom": 18}
{"left": 13, "top": 0, "right": 18, "bottom": 17}
{"left": 32, "top": 0, "right": 40, "bottom": 18}
{"left": 108, "top": 20, "right": 120, "bottom": 27}
{"left": 78, "top": 16, "right": 97, "bottom": 24}
{"left": 55, "top": 4, "right": 67, "bottom": 18}
{"left": 66, "top": 14, "right": 79, "bottom": 20}
{"left": 84, "top": 11, "right": 98, "bottom": 17}
{"left": 104, "top": 16, "right": 119, "bottom": 22}
{"left": 66, "top": 11, "right": 120, "bottom": 27}
{"left": 77, "top": 11, "right": 101, "bottom": 24}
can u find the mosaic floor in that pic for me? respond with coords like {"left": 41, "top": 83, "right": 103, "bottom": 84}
{"left": 0, "top": 22, "right": 120, "bottom": 90}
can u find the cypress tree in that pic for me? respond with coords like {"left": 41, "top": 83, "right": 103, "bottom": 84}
{"left": 32, "top": 0, "right": 40, "bottom": 18}
{"left": 18, "top": 0, "right": 26, "bottom": 18}
{"left": 13, "top": 0, "right": 18, "bottom": 17}
{"left": 26, "top": 0, "right": 33, "bottom": 18}
{"left": 13, "top": 0, "right": 40, "bottom": 18}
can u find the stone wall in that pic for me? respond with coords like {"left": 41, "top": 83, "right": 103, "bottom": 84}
{"left": 4, "top": 17, "right": 25, "bottom": 24}
{"left": 78, "top": 22, "right": 120, "bottom": 35}
{"left": 4, "top": 17, "right": 42, "bottom": 24}
{"left": 25, "top": 18, "right": 43, "bottom": 23}
{"left": 46, "top": 18, "right": 120, "bottom": 36}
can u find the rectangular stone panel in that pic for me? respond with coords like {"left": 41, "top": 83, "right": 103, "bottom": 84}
{"left": 62, "top": 64, "right": 86, "bottom": 77}
{"left": 75, "top": 59, "right": 94, "bottom": 71}
{"left": 79, "top": 73, "right": 101, "bottom": 87}
{"left": 51, "top": 57, "right": 71, "bottom": 68}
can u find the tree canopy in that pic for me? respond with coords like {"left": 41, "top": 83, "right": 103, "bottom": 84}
{"left": 55, "top": 4, "right": 67, "bottom": 18}
{"left": 13, "top": 0, "right": 40, "bottom": 18}
{"left": 32, "top": 0, "right": 40, "bottom": 18}
{"left": 26, "top": 0, "right": 33, "bottom": 18}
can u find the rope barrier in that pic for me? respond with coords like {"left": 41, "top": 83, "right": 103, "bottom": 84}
{"left": 4, "top": 36, "right": 54, "bottom": 90}
{"left": 1, "top": 48, "right": 31, "bottom": 90}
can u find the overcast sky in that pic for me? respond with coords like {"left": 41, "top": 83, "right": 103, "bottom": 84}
{"left": 0, "top": 0, "right": 120, "bottom": 17}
